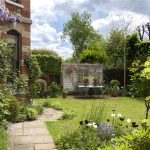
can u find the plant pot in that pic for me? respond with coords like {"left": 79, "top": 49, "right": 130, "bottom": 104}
{"left": 63, "top": 92, "right": 68, "bottom": 98}
{"left": 111, "top": 91, "right": 119, "bottom": 97}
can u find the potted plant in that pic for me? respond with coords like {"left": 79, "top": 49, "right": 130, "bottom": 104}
{"left": 82, "top": 76, "right": 89, "bottom": 86}
{"left": 63, "top": 89, "right": 68, "bottom": 98}
{"left": 110, "top": 80, "right": 120, "bottom": 97}
{"left": 93, "top": 76, "right": 99, "bottom": 86}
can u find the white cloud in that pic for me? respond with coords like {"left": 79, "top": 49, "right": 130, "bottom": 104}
{"left": 31, "top": 0, "right": 150, "bottom": 59}
{"left": 92, "top": 10, "right": 149, "bottom": 36}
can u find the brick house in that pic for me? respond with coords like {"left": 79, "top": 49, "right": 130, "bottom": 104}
{"left": 0, "top": 0, "right": 31, "bottom": 74}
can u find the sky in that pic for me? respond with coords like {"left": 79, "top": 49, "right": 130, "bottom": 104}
{"left": 31, "top": 0, "right": 150, "bottom": 58}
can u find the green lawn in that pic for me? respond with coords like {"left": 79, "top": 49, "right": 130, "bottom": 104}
{"left": 0, "top": 129, "right": 8, "bottom": 150}
{"left": 36, "top": 97, "right": 146, "bottom": 141}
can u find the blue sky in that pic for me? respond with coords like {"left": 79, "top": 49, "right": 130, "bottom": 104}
{"left": 31, "top": 0, "right": 150, "bottom": 58}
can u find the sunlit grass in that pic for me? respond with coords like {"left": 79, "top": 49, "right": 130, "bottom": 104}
{"left": 36, "top": 97, "right": 146, "bottom": 141}
{"left": 0, "top": 128, "right": 8, "bottom": 150}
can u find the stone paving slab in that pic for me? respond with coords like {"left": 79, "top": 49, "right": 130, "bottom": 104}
{"left": 9, "top": 135, "right": 53, "bottom": 144}
{"left": 23, "top": 127, "right": 49, "bottom": 135}
{"left": 9, "top": 128, "right": 23, "bottom": 136}
{"left": 10, "top": 144, "right": 34, "bottom": 150}
{"left": 8, "top": 108, "right": 62, "bottom": 150}
{"left": 23, "top": 121, "right": 45, "bottom": 128}
{"left": 35, "top": 144, "right": 55, "bottom": 150}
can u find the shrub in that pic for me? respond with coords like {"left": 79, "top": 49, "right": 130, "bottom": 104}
{"left": 0, "top": 89, "right": 10, "bottom": 128}
{"left": 60, "top": 110, "right": 75, "bottom": 120}
{"left": 36, "top": 79, "right": 47, "bottom": 98}
{"left": 25, "top": 108, "right": 38, "bottom": 121}
{"left": 13, "top": 75, "right": 29, "bottom": 93}
{"left": 25, "top": 56, "right": 41, "bottom": 98}
{"left": 110, "top": 80, "right": 120, "bottom": 97}
{"left": 111, "top": 128, "right": 150, "bottom": 150}
{"left": 48, "top": 82, "right": 61, "bottom": 98}
{"left": 17, "top": 114, "right": 27, "bottom": 122}
{"left": 56, "top": 125, "right": 101, "bottom": 150}
{"left": 0, "top": 40, "right": 13, "bottom": 83}
{"left": 31, "top": 104, "right": 44, "bottom": 115}
{"left": 7, "top": 96, "right": 19, "bottom": 123}
{"left": 32, "top": 49, "right": 62, "bottom": 75}
{"left": 110, "top": 80, "right": 120, "bottom": 87}
{"left": 43, "top": 99, "right": 52, "bottom": 107}
{"left": 101, "top": 85, "right": 111, "bottom": 95}
{"left": 51, "top": 102, "right": 62, "bottom": 110}
{"left": 129, "top": 57, "right": 150, "bottom": 97}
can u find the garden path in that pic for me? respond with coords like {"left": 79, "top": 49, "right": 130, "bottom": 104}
{"left": 8, "top": 108, "right": 62, "bottom": 150}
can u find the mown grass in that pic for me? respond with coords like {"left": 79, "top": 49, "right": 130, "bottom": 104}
{"left": 0, "top": 128, "right": 8, "bottom": 150}
{"left": 36, "top": 97, "right": 146, "bottom": 141}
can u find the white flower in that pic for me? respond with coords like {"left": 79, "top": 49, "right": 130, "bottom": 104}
{"left": 117, "top": 113, "right": 122, "bottom": 118}
{"left": 93, "top": 124, "right": 98, "bottom": 128}
{"left": 127, "top": 119, "right": 131, "bottom": 123}
{"left": 87, "top": 123, "right": 93, "bottom": 127}
{"left": 111, "top": 114, "right": 116, "bottom": 117}
{"left": 132, "top": 129, "right": 140, "bottom": 133}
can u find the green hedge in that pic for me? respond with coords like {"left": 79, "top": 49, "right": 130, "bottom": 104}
{"left": 32, "top": 51, "right": 62, "bottom": 75}
{"left": 135, "top": 41, "right": 150, "bottom": 62}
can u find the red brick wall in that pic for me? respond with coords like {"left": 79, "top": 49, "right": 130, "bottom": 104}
{"left": 1, "top": 0, "right": 31, "bottom": 74}
{"left": 22, "top": 36, "right": 30, "bottom": 46}
{"left": 6, "top": 0, "right": 30, "bottom": 18}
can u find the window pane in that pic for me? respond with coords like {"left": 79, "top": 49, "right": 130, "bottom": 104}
{"left": 10, "top": 0, "right": 19, "bottom": 3}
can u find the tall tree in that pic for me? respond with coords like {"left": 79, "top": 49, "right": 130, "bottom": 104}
{"left": 136, "top": 25, "right": 145, "bottom": 41}
{"left": 62, "top": 11, "right": 96, "bottom": 61}
{"left": 106, "top": 28, "right": 126, "bottom": 68}
{"left": 126, "top": 33, "right": 140, "bottom": 66}
{"left": 145, "top": 22, "right": 150, "bottom": 40}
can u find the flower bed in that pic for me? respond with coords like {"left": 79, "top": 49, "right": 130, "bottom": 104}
{"left": 56, "top": 109, "right": 150, "bottom": 150}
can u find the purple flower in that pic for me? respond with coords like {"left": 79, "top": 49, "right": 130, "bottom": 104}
{"left": 98, "top": 123, "right": 115, "bottom": 134}
{"left": 97, "top": 123, "right": 115, "bottom": 140}
{"left": 8, "top": 16, "right": 16, "bottom": 24}
{"left": 3, "top": 8, "right": 9, "bottom": 21}
{"left": 15, "top": 13, "right": 23, "bottom": 22}
{"left": 0, "top": 7, "right": 4, "bottom": 21}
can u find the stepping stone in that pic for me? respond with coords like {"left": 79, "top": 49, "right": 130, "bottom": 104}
{"left": 9, "top": 135, "right": 53, "bottom": 145}
{"left": 35, "top": 144, "right": 55, "bottom": 150}
{"left": 10, "top": 144, "right": 34, "bottom": 150}
{"left": 23, "top": 121, "right": 45, "bottom": 128}
{"left": 23, "top": 127, "right": 49, "bottom": 135}
{"left": 8, "top": 108, "right": 62, "bottom": 150}
{"left": 9, "top": 128, "right": 23, "bottom": 136}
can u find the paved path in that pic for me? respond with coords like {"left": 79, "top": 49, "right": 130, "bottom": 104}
{"left": 8, "top": 108, "right": 62, "bottom": 150}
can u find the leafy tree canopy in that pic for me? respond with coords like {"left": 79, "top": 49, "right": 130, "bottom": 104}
{"left": 106, "top": 28, "right": 126, "bottom": 68}
{"left": 62, "top": 11, "right": 100, "bottom": 61}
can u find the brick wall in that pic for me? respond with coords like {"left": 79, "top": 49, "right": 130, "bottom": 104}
{"left": 0, "top": 0, "right": 31, "bottom": 74}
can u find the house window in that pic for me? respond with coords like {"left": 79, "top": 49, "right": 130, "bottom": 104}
{"left": 7, "top": 30, "right": 21, "bottom": 72}
{"left": 10, "top": 0, "right": 19, "bottom": 3}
